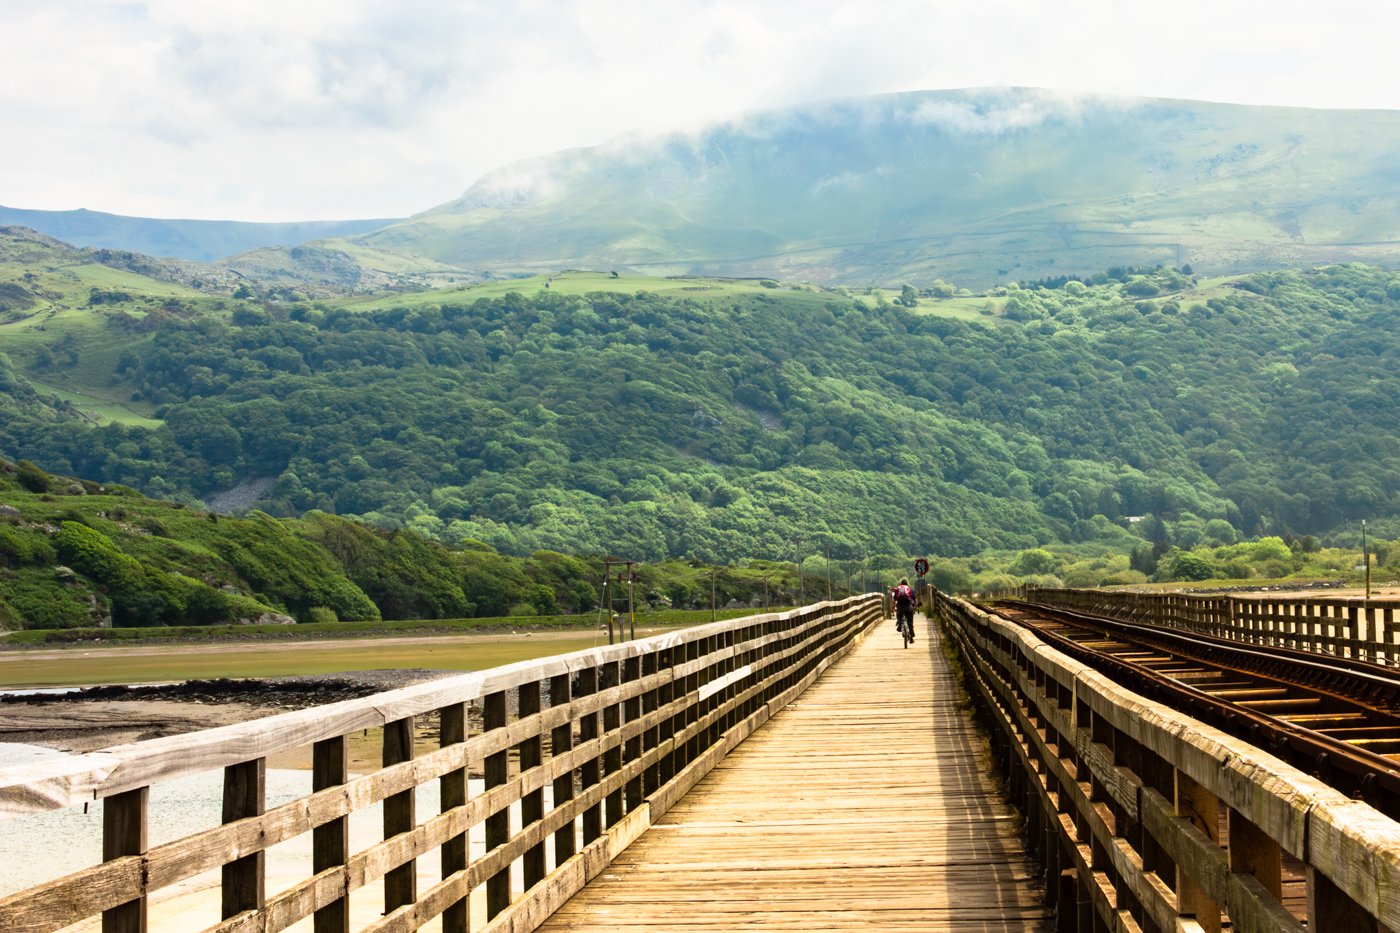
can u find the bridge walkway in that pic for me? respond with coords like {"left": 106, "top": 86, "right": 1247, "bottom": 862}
{"left": 537, "top": 615, "right": 1049, "bottom": 931}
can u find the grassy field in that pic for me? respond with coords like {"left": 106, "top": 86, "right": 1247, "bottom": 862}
{"left": 911, "top": 294, "right": 1003, "bottom": 320}
{"left": 336, "top": 270, "right": 838, "bottom": 311}
{"left": 0, "top": 630, "right": 655, "bottom": 688}
{"left": 25, "top": 378, "right": 162, "bottom": 427}
{"left": 0, "top": 607, "right": 766, "bottom": 648}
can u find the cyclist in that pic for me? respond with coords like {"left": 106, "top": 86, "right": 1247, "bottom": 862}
{"left": 893, "top": 578, "right": 916, "bottom": 643}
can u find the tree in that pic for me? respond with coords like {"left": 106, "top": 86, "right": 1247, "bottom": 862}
{"left": 1010, "top": 548, "right": 1058, "bottom": 576}
{"left": 898, "top": 284, "right": 919, "bottom": 308}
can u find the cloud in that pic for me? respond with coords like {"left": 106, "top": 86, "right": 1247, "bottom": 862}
{"left": 905, "top": 91, "right": 1088, "bottom": 135}
{"left": 2, "top": 0, "right": 1400, "bottom": 221}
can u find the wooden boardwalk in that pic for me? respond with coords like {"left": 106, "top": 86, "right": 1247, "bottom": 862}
{"left": 537, "top": 615, "right": 1050, "bottom": 931}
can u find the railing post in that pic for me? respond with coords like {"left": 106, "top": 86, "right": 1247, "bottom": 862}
{"left": 383, "top": 716, "right": 417, "bottom": 914}
{"left": 602, "top": 661, "right": 624, "bottom": 828}
{"left": 518, "top": 681, "right": 546, "bottom": 890}
{"left": 641, "top": 652, "right": 662, "bottom": 795}
{"left": 102, "top": 787, "right": 148, "bottom": 933}
{"left": 1308, "top": 866, "right": 1379, "bottom": 933}
{"left": 439, "top": 703, "right": 468, "bottom": 933}
{"left": 549, "top": 673, "right": 576, "bottom": 867}
{"left": 1227, "top": 809, "right": 1282, "bottom": 899}
{"left": 1175, "top": 771, "right": 1222, "bottom": 933}
{"left": 313, "top": 736, "right": 350, "bottom": 933}
{"left": 623, "top": 656, "right": 643, "bottom": 813}
{"left": 484, "top": 691, "right": 510, "bottom": 918}
{"left": 221, "top": 759, "right": 266, "bottom": 919}
{"left": 576, "top": 666, "right": 602, "bottom": 846}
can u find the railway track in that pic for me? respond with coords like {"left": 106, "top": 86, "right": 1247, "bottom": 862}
{"left": 984, "top": 598, "right": 1400, "bottom": 820}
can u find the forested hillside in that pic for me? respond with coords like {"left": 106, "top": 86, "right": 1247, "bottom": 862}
{"left": 4, "top": 253, "right": 1400, "bottom": 565}
{"left": 0, "top": 457, "right": 815, "bottom": 631}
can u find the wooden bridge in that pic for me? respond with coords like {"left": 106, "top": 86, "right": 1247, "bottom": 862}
{"left": 1, "top": 592, "right": 1398, "bottom": 932}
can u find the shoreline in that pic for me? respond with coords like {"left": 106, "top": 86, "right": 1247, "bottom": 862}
{"left": 0, "top": 626, "right": 679, "bottom": 754}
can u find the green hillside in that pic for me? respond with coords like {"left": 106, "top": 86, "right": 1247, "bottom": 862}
{"left": 5, "top": 233, "right": 1400, "bottom": 567}
{"left": 0, "top": 457, "right": 820, "bottom": 633}
{"left": 350, "top": 89, "right": 1400, "bottom": 287}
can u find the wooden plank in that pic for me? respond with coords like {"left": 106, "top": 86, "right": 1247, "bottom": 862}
{"left": 536, "top": 614, "right": 1048, "bottom": 932}
{"left": 312, "top": 735, "right": 349, "bottom": 933}
{"left": 382, "top": 716, "right": 417, "bottom": 914}
{"left": 102, "top": 786, "right": 147, "bottom": 933}
{"left": 484, "top": 690, "right": 510, "bottom": 920}
{"left": 221, "top": 758, "right": 265, "bottom": 919}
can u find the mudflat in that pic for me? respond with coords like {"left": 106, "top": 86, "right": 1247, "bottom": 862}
{"left": 0, "top": 627, "right": 640, "bottom": 756}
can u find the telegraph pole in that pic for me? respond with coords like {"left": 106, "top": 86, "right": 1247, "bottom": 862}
{"left": 793, "top": 535, "right": 803, "bottom": 607}
{"left": 1363, "top": 520, "right": 1371, "bottom": 601}
{"left": 708, "top": 568, "right": 718, "bottom": 623}
{"left": 627, "top": 562, "right": 636, "bottom": 640}
{"left": 602, "top": 559, "right": 637, "bottom": 643}
{"left": 825, "top": 544, "right": 832, "bottom": 601}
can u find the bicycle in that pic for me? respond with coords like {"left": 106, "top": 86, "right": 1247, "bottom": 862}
{"left": 896, "top": 605, "right": 914, "bottom": 648}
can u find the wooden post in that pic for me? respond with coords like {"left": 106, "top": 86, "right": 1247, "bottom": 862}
{"left": 440, "top": 704, "right": 468, "bottom": 933}
{"left": 623, "top": 656, "right": 644, "bottom": 812}
{"left": 313, "top": 736, "right": 350, "bottom": 933}
{"left": 102, "top": 787, "right": 148, "bottom": 933}
{"left": 641, "top": 653, "right": 661, "bottom": 795}
{"left": 518, "top": 682, "right": 546, "bottom": 890}
{"left": 657, "top": 650, "right": 676, "bottom": 785}
{"left": 1175, "top": 771, "right": 1222, "bottom": 933}
{"left": 484, "top": 691, "right": 510, "bottom": 918}
{"left": 549, "top": 674, "right": 576, "bottom": 866}
{"left": 221, "top": 759, "right": 266, "bottom": 919}
{"left": 1227, "top": 809, "right": 1282, "bottom": 899}
{"left": 576, "top": 667, "right": 602, "bottom": 846}
{"left": 383, "top": 716, "right": 417, "bottom": 914}
{"left": 1307, "top": 865, "right": 1379, "bottom": 933}
{"left": 602, "top": 661, "right": 623, "bottom": 828}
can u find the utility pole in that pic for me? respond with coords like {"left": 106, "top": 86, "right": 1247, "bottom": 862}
{"left": 1363, "top": 520, "right": 1371, "bottom": 601}
{"left": 761, "top": 572, "right": 772, "bottom": 612}
{"left": 825, "top": 544, "right": 832, "bottom": 601}
{"left": 627, "top": 562, "right": 636, "bottom": 640}
{"left": 602, "top": 559, "right": 637, "bottom": 643}
{"left": 708, "top": 568, "right": 718, "bottom": 623}
{"left": 598, "top": 569, "right": 613, "bottom": 645}
{"left": 793, "top": 535, "right": 803, "bottom": 607}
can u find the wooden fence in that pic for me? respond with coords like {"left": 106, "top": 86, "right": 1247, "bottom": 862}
{"left": 0, "top": 595, "right": 883, "bottom": 933}
{"left": 1023, "top": 586, "right": 1400, "bottom": 667}
{"left": 936, "top": 591, "right": 1400, "bottom": 933}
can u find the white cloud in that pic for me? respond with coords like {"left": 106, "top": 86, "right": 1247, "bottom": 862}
{"left": 1, "top": 0, "right": 1399, "bottom": 220}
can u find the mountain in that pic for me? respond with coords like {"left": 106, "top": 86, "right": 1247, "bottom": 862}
{"left": 0, "top": 225, "right": 478, "bottom": 303}
{"left": 350, "top": 88, "right": 1400, "bottom": 287}
{"left": 0, "top": 205, "right": 400, "bottom": 262}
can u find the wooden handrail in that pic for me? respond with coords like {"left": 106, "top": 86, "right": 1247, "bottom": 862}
{"left": 0, "top": 595, "right": 883, "bottom": 933}
{"left": 1023, "top": 585, "right": 1400, "bottom": 666}
{"left": 936, "top": 591, "right": 1400, "bottom": 933}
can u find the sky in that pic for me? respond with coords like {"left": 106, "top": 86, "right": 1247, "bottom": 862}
{"left": 3, "top": 0, "right": 1399, "bottom": 222}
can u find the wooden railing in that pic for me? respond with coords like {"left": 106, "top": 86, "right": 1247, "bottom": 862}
{"left": 935, "top": 591, "right": 1400, "bottom": 933}
{"left": 0, "top": 595, "right": 883, "bottom": 933}
{"left": 1022, "top": 585, "right": 1400, "bottom": 666}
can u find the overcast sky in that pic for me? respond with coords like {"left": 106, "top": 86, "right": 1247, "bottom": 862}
{"left": 3, "top": 0, "right": 1398, "bottom": 222}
